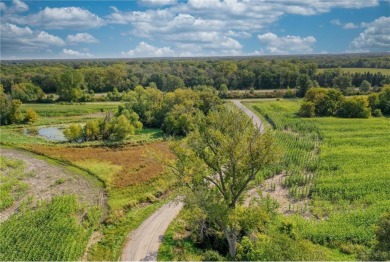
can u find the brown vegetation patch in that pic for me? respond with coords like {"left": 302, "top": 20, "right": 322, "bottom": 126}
{"left": 30, "top": 142, "right": 173, "bottom": 187}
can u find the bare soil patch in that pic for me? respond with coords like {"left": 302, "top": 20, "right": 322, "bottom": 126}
{"left": 0, "top": 148, "right": 103, "bottom": 222}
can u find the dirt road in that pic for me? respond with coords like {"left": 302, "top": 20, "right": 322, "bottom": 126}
{"left": 231, "top": 100, "right": 264, "bottom": 133}
{"left": 121, "top": 201, "right": 183, "bottom": 261}
{"left": 120, "top": 100, "right": 264, "bottom": 261}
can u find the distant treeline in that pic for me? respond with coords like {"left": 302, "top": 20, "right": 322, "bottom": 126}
{"left": 1, "top": 54, "right": 389, "bottom": 102}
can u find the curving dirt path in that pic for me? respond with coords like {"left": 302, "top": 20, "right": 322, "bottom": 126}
{"left": 231, "top": 100, "right": 264, "bottom": 133}
{"left": 0, "top": 147, "right": 104, "bottom": 223}
{"left": 120, "top": 100, "right": 265, "bottom": 261}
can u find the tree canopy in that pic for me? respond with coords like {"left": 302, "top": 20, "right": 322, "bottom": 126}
{"left": 169, "top": 106, "right": 279, "bottom": 257}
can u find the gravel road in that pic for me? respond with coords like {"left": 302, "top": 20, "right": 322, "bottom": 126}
{"left": 121, "top": 201, "right": 183, "bottom": 261}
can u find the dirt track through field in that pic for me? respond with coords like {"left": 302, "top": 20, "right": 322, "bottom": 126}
{"left": 120, "top": 100, "right": 265, "bottom": 261}
{"left": 0, "top": 148, "right": 103, "bottom": 223}
{"left": 121, "top": 201, "right": 183, "bottom": 261}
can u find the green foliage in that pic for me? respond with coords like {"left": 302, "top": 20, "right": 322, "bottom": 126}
{"left": 298, "top": 101, "right": 315, "bottom": 117}
{"left": 123, "top": 86, "right": 221, "bottom": 135}
{"left": 296, "top": 74, "right": 312, "bottom": 97}
{"left": 0, "top": 156, "right": 28, "bottom": 211}
{"left": 368, "top": 211, "right": 390, "bottom": 261}
{"left": 378, "top": 85, "right": 390, "bottom": 115}
{"left": 0, "top": 195, "right": 100, "bottom": 261}
{"left": 56, "top": 69, "right": 85, "bottom": 102}
{"left": 83, "top": 120, "right": 100, "bottom": 141}
{"left": 359, "top": 80, "right": 371, "bottom": 92}
{"left": 0, "top": 87, "right": 22, "bottom": 125}
{"left": 24, "top": 108, "right": 38, "bottom": 124}
{"left": 63, "top": 124, "right": 83, "bottom": 142}
{"left": 112, "top": 115, "right": 134, "bottom": 140}
{"left": 337, "top": 96, "right": 371, "bottom": 118}
{"left": 332, "top": 75, "right": 352, "bottom": 93}
{"left": 11, "top": 82, "right": 45, "bottom": 102}
{"left": 170, "top": 106, "right": 278, "bottom": 257}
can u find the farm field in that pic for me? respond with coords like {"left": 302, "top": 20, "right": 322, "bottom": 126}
{"left": 0, "top": 101, "right": 176, "bottom": 260}
{"left": 317, "top": 67, "right": 390, "bottom": 75}
{"left": 0, "top": 150, "right": 102, "bottom": 261}
{"left": 245, "top": 100, "right": 390, "bottom": 253}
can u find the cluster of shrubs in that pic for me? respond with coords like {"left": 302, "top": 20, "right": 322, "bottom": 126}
{"left": 299, "top": 86, "right": 390, "bottom": 118}
{"left": 0, "top": 86, "right": 38, "bottom": 125}
{"left": 63, "top": 110, "right": 142, "bottom": 142}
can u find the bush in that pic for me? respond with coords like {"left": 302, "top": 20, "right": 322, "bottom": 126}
{"left": 372, "top": 109, "right": 383, "bottom": 117}
{"left": 63, "top": 124, "right": 83, "bottom": 142}
{"left": 202, "top": 250, "right": 226, "bottom": 261}
{"left": 359, "top": 80, "right": 371, "bottom": 92}
{"left": 298, "top": 102, "right": 315, "bottom": 117}
{"left": 24, "top": 108, "right": 38, "bottom": 124}
{"left": 337, "top": 97, "right": 371, "bottom": 118}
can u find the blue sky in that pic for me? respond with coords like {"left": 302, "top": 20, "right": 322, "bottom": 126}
{"left": 1, "top": 0, "right": 389, "bottom": 59}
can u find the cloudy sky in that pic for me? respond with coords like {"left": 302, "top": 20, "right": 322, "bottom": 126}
{"left": 1, "top": 0, "right": 389, "bottom": 59}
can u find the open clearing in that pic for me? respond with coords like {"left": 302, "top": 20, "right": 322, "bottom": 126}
{"left": 317, "top": 67, "right": 390, "bottom": 75}
{"left": 0, "top": 148, "right": 103, "bottom": 222}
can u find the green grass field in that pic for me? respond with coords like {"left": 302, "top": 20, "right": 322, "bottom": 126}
{"left": 317, "top": 68, "right": 390, "bottom": 75}
{"left": 0, "top": 195, "right": 101, "bottom": 261}
{"left": 21, "top": 102, "right": 120, "bottom": 117}
{"left": 246, "top": 100, "right": 390, "bottom": 252}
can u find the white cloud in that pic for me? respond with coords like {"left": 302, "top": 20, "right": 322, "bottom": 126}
{"left": 138, "top": 0, "right": 177, "bottom": 6}
{"left": 331, "top": 19, "right": 361, "bottom": 29}
{"left": 61, "top": 49, "right": 93, "bottom": 58}
{"left": 343, "top": 22, "right": 359, "bottom": 29}
{"left": 350, "top": 16, "right": 390, "bottom": 51}
{"left": 10, "top": 7, "right": 105, "bottom": 29}
{"left": 0, "top": 0, "right": 28, "bottom": 13}
{"left": 122, "top": 42, "right": 174, "bottom": 57}
{"left": 226, "top": 30, "right": 251, "bottom": 38}
{"left": 12, "top": 0, "right": 28, "bottom": 13}
{"left": 1, "top": 23, "right": 65, "bottom": 54}
{"left": 257, "top": 32, "right": 316, "bottom": 54}
{"left": 66, "top": 33, "right": 99, "bottom": 44}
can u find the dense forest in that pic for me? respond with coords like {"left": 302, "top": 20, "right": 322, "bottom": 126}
{"left": 1, "top": 54, "right": 389, "bottom": 104}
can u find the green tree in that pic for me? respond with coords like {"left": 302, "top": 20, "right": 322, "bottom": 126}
{"left": 337, "top": 97, "right": 371, "bottom": 118}
{"left": 378, "top": 85, "right": 390, "bottom": 115}
{"left": 169, "top": 106, "right": 278, "bottom": 257}
{"left": 56, "top": 70, "right": 85, "bottom": 101}
{"left": 218, "top": 84, "right": 229, "bottom": 99}
{"left": 112, "top": 115, "right": 134, "bottom": 140}
{"left": 296, "top": 74, "right": 312, "bottom": 97}
{"left": 63, "top": 124, "right": 83, "bottom": 142}
{"left": 359, "top": 80, "right": 371, "bottom": 92}
{"left": 24, "top": 108, "right": 38, "bottom": 124}
{"left": 11, "top": 83, "right": 45, "bottom": 102}
{"left": 83, "top": 120, "right": 100, "bottom": 141}
{"left": 333, "top": 75, "right": 352, "bottom": 94}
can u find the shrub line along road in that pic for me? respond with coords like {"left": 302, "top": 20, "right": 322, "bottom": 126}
{"left": 120, "top": 100, "right": 263, "bottom": 261}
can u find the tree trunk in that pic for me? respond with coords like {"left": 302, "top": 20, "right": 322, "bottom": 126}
{"left": 223, "top": 229, "right": 237, "bottom": 258}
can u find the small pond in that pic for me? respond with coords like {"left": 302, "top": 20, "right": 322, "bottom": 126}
{"left": 23, "top": 126, "right": 67, "bottom": 142}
